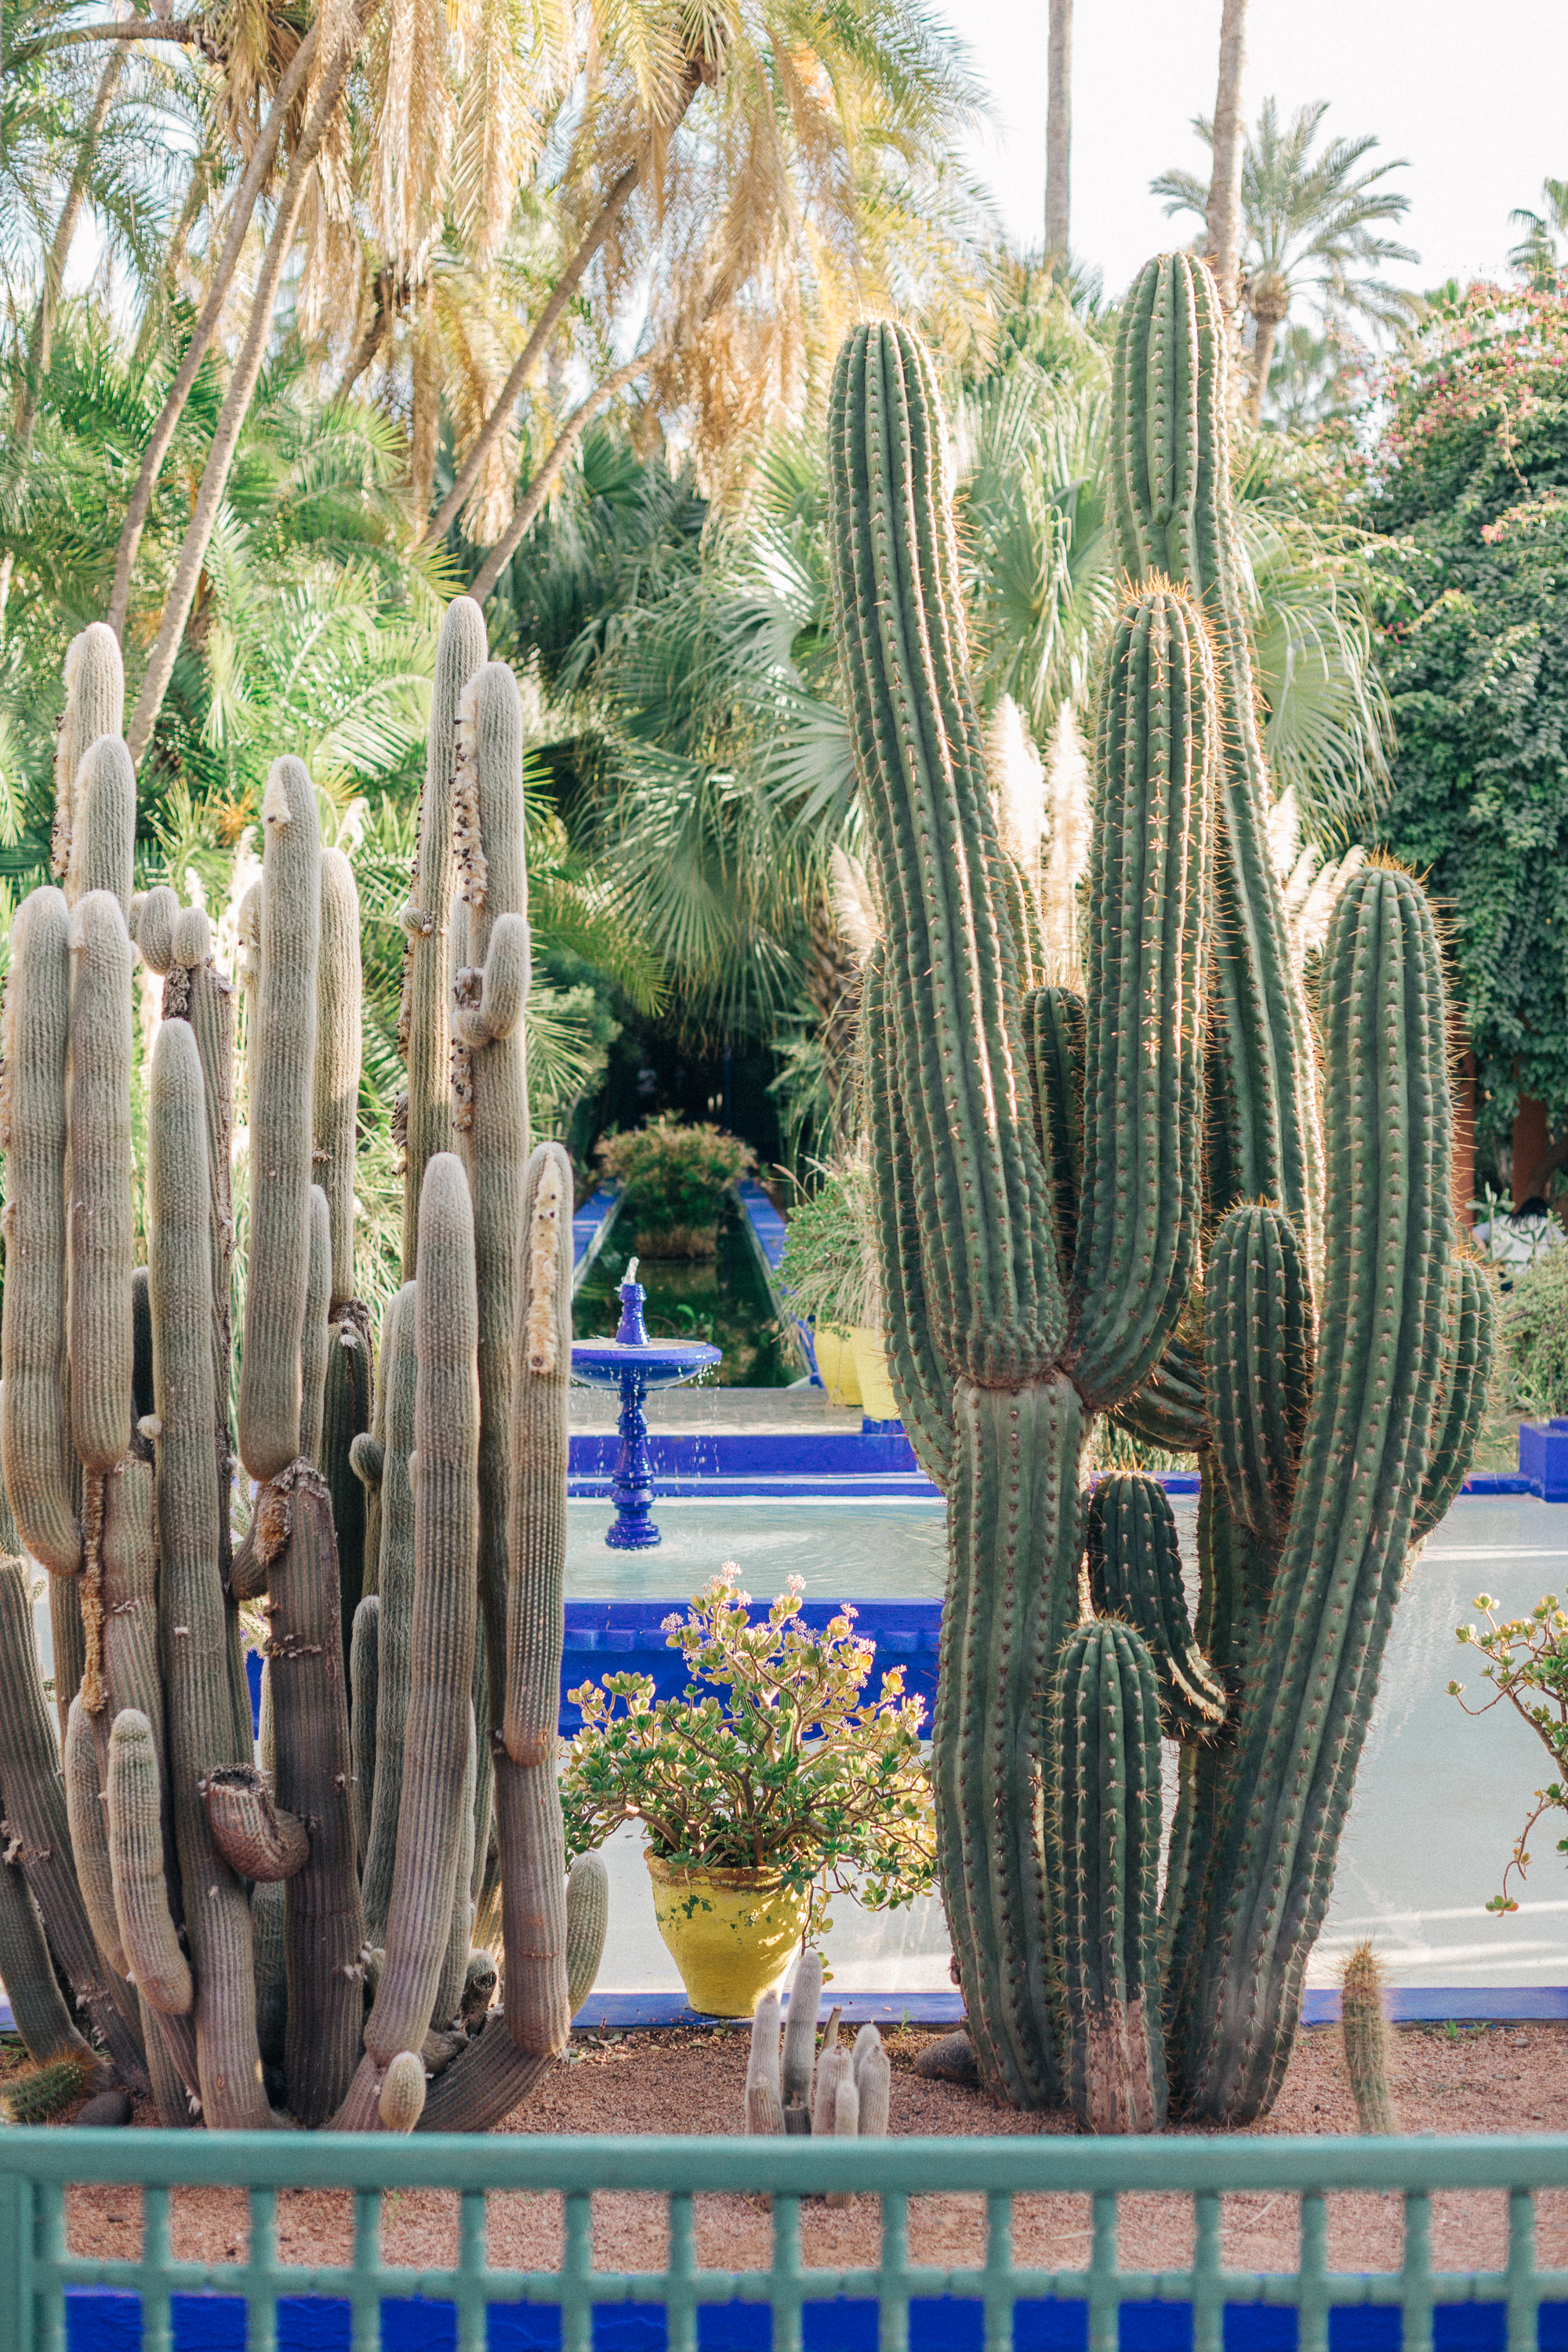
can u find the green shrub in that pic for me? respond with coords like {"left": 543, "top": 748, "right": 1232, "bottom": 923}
{"left": 594, "top": 1116, "right": 753, "bottom": 1256}
{"left": 777, "top": 1165, "right": 879, "bottom": 1330}
{"left": 1501, "top": 1245, "right": 1568, "bottom": 1418}
{"left": 561, "top": 1568, "right": 936, "bottom": 1933}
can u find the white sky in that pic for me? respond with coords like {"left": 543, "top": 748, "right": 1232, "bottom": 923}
{"left": 951, "top": 0, "right": 1568, "bottom": 307}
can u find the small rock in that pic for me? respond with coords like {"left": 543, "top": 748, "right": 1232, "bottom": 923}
{"left": 74, "top": 2089, "right": 132, "bottom": 2129}
{"left": 914, "top": 2031, "right": 979, "bottom": 2085}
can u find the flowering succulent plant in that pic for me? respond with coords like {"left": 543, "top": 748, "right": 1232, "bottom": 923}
{"left": 561, "top": 1567, "right": 936, "bottom": 1932}
{"left": 1451, "top": 1592, "right": 1568, "bottom": 1912}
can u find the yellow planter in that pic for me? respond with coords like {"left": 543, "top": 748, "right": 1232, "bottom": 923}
{"left": 851, "top": 1327, "right": 898, "bottom": 1420}
{"left": 645, "top": 1853, "right": 811, "bottom": 2016}
{"left": 814, "top": 1323, "right": 862, "bottom": 1407}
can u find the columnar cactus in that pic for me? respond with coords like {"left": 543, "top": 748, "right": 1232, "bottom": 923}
{"left": 829, "top": 283, "right": 1490, "bottom": 2128}
{"left": 1050, "top": 1621, "right": 1166, "bottom": 2133}
{"left": 0, "top": 611, "right": 604, "bottom": 2135}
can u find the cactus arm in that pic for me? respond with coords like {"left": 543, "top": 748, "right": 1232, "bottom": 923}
{"left": 67, "top": 892, "right": 135, "bottom": 1476}
{"left": 433, "top": 1706, "right": 478, "bottom": 2029}
{"left": 315, "top": 848, "right": 361, "bottom": 1312}
{"left": 325, "top": 1308, "right": 373, "bottom": 1677}
{"left": 1, "top": 892, "right": 80, "bottom": 1573}
{"left": 72, "top": 739, "right": 135, "bottom": 915}
{"left": 401, "top": 597, "right": 487, "bottom": 1276}
{"left": 416, "top": 1850, "right": 609, "bottom": 2132}
{"left": 54, "top": 624, "right": 124, "bottom": 895}
{"left": 1086, "top": 1475, "right": 1226, "bottom": 1739}
{"left": 1112, "top": 1334, "right": 1208, "bottom": 1454}
{"left": 361, "top": 1283, "right": 417, "bottom": 1942}
{"left": 0, "top": 1848, "right": 93, "bottom": 2067}
{"left": 350, "top": 1592, "right": 379, "bottom": 1855}
{"left": 0, "top": 1558, "right": 147, "bottom": 2086}
{"left": 860, "top": 953, "right": 954, "bottom": 1486}
{"left": 1050, "top": 1620, "right": 1167, "bottom": 2133}
{"left": 239, "top": 757, "right": 321, "bottom": 1483}
{"left": 829, "top": 324, "right": 1062, "bottom": 1385}
{"left": 941, "top": 1374, "right": 1083, "bottom": 2107}
{"left": 1112, "top": 254, "right": 1320, "bottom": 1250}
{"left": 298, "top": 1186, "right": 331, "bottom": 1468}
{"left": 339, "top": 1156, "right": 480, "bottom": 2127}
{"left": 1183, "top": 869, "right": 1454, "bottom": 2125}
{"left": 1411, "top": 1258, "right": 1494, "bottom": 1546}
{"left": 105, "top": 1708, "right": 193, "bottom": 2017}
{"left": 203, "top": 1764, "right": 309, "bottom": 1882}
{"left": 1203, "top": 1207, "right": 1315, "bottom": 1552}
{"left": 147, "top": 1017, "right": 270, "bottom": 2127}
{"left": 1021, "top": 985, "right": 1084, "bottom": 1293}
{"left": 1065, "top": 589, "right": 1214, "bottom": 1410}
{"left": 500, "top": 1142, "right": 573, "bottom": 2056}
{"left": 263, "top": 1459, "right": 365, "bottom": 2122}
{"left": 64, "top": 1693, "right": 129, "bottom": 1976}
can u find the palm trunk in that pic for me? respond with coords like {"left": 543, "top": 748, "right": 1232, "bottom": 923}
{"left": 1205, "top": 0, "right": 1248, "bottom": 313}
{"left": 1044, "top": 0, "right": 1072, "bottom": 261}
{"left": 15, "top": 52, "right": 125, "bottom": 452}
{"left": 1247, "top": 306, "right": 1280, "bottom": 425}
{"left": 423, "top": 64, "right": 703, "bottom": 549}
{"left": 467, "top": 351, "right": 655, "bottom": 602}
{"left": 124, "top": 9, "right": 371, "bottom": 764}
{"left": 129, "top": 158, "right": 212, "bottom": 378}
{"left": 108, "top": 21, "right": 320, "bottom": 639}
{"left": 342, "top": 267, "right": 396, "bottom": 396}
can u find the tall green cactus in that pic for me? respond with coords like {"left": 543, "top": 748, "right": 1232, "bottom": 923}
{"left": 830, "top": 290, "right": 1489, "bottom": 2128}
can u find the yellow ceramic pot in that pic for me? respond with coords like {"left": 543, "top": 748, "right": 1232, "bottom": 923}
{"left": 851, "top": 1326, "right": 898, "bottom": 1420}
{"left": 813, "top": 1323, "right": 862, "bottom": 1407}
{"left": 645, "top": 1853, "right": 811, "bottom": 2016}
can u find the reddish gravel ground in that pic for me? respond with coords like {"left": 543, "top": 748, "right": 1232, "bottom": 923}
{"left": 22, "top": 2018, "right": 1568, "bottom": 2281}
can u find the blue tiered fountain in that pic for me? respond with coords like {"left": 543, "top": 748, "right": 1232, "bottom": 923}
{"left": 570, "top": 1258, "right": 721, "bottom": 1548}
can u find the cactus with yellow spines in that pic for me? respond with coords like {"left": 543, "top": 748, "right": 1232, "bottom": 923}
{"left": 829, "top": 291, "right": 1488, "bottom": 2129}
{"left": 360, "top": 1282, "right": 417, "bottom": 1944}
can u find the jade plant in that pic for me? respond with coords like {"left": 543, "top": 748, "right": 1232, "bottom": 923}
{"left": 827, "top": 257, "right": 1493, "bottom": 2128}
{"left": 561, "top": 1567, "right": 935, "bottom": 1933}
{"left": 0, "top": 600, "right": 606, "bottom": 2129}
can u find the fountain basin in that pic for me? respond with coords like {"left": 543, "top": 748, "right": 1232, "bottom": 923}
{"left": 571, "top": 1339, "right": 721, "bottom": 1392}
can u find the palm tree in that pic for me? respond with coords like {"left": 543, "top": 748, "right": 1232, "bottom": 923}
{"left": 1205, "top": 0, "right": 1248, "bottom": 314}
{"left": 1509, "top": 178, "right": 1568, "bottom": 289}
{"left": 1045, "top": 0, "right": 1071, "bottom": 260}
{"left": 1153, "top": 96, "right": 1417, "bottom": 423}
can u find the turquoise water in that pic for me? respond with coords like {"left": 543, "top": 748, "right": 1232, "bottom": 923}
{"left": 565, "top": 1497, "right": 948, "bottom": 1600}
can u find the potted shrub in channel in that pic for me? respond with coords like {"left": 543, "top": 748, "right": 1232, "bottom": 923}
{"left": 561, "top": 1569, "right": 935, "bottom": 2016}
{"left": 594, "top": 1116, "right": 754, "bottom": 1258}
{"left": 777, "top": 1160, "right": 898, "bottom": 1414}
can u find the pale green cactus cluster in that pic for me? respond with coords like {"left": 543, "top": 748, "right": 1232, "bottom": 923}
{"left": 829, "top": 263, "right": 1494, "bottom": 2129}
{"left": 0, "top": 598, "right": 606, "bottom": 2129}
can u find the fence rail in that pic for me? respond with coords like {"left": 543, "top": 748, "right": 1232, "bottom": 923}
{"left": 10, "top": 2129, "right": 1568, "bottom": 2352}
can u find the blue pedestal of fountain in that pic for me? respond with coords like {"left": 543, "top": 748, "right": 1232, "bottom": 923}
{"left": 571, "top": 1261, "right": 720, "bottom": 1548}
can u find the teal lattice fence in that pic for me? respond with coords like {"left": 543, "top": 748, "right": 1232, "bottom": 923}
{"left": 7, "top": 2128, "right": 1568, "bottom": 2351}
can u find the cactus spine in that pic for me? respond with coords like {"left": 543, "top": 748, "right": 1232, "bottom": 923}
{"left": 831, "top": 285, "right": 1484, "bottom": 2129}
